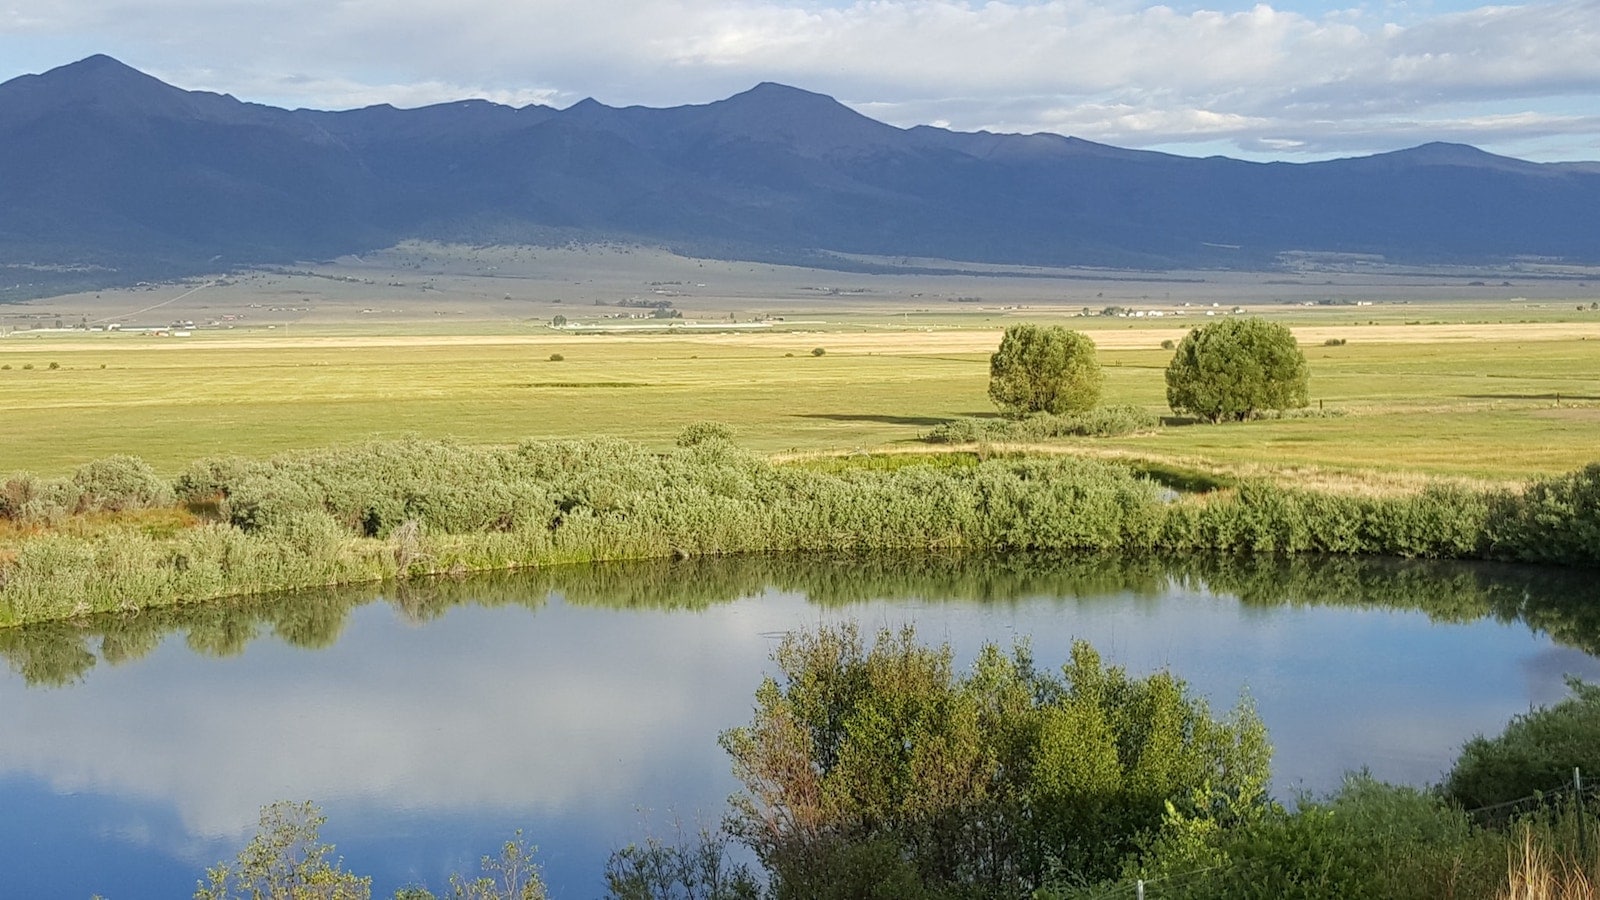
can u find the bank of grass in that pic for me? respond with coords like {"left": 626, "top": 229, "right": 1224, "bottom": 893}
{"left": 2, "top": 435, "right": 1598, "bottom": 628}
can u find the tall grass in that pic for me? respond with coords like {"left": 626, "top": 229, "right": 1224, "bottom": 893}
{"left": 1502, "top": 814, "right": 1600, "bottom": 900}
{"left": 2, "top": 436, "right": 1597, "bottom": 627}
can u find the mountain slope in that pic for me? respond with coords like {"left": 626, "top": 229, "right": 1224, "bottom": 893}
{"left": 2, "top": 55, "right": 1597, "bottom": 284}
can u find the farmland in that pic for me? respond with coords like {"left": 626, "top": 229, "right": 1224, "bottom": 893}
{"left": 2, "top": 242, "right": 1598, "bottom": 481}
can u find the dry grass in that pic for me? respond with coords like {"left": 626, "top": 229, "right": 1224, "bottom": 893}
{"left": 0, "top": 506, "right": 202, "bottom": 553}
{"left": 1503, "top": 828, "right": 1599, "bottom": 900}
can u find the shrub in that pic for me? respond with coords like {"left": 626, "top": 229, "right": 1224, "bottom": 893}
{"left": 1444, "top": 679, "right": 1600, "bottom": 811}
{"left": 721, "top": 625, "right": 1270, "bottom": 895}
{"left": 604, "top": 831, "right": 760, "bottom": 900}
{"left": 1114, "top": 775, "right": 1498, "bottom": 900}
{"left": 677, "top": 421, "right": 738, "bottom": 447}
{"left": 1484, "top": 463, "right": 1600, "bottom": 567}
{"left": 924, "top": 406, "right": 1156, "bottom": 444}
{"left": 1161, "top": 339, "right": 1176, "bottom": 350}
{"left": 548, "top": 353, "right": 565, "bottom": 362}
{"left": 0, "top": 473, "right": 75, "bottom": 525}
{"left": 47, "top": 361, "right": 60, "bottom": 370}
{"left": 810, "top": 347, "right": 826, "bottom": 357}
{"left": 70, "top": 455, "right": 172, "bottom": 512}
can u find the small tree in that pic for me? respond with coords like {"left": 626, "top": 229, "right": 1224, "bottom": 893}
{"left": 1165, "top": 317, "right": 1309, "bottom": 423}
{"left": 720, "top": 624, "right": 1270, "bottom": 897}
{"left": 194, "top": 801, "right": 371, "bottom": 900}
{"left": 988, "top": 324, "right": 1103, "bottom": 417}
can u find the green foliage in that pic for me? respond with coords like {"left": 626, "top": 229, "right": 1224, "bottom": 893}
{"left": 194, "top": 804, "right": 546, "bottom": 900}
{"left": 6, "top": 433, "right": 1600, "bottom": 629}
{"left": 1, "top": 456, "right": 172, "bottom": 524}
{"left": 194, "top": 801, "right": 372, "bottom": 900}
{"left": 446, "top": 831, "right": 547, "bottom": 900}
{"left": 1090, "top": 776, "right": 1499, "bottom": 900}
{"left": 720, "top": 624, "right": 1270, "bottom": 897}
{"left": 71, "top": 455, "right": 173, "bottom": 512}
{"left": 924, "top": 406, "right": 1157, "bottom": 443}
{"left": 1157, "top": 481, "right": 1491, "bottom": 558}
{"left": 1444, "top": 678, "right": 1600, "bottom": 811}
{"left": 604, "top": 830, "right": 760, "bottom": 900}
{"left": 1485, "top": 463, "right": 1600, "bottom": 567}
{"left": 988, "top": 324, "right": 1104, "bottom": 417}
{"left": 1165, "top": 318, "right": 1309, "bottom": 423}
{"left": 677, "top": 421, "right": 738, "bottom": 448}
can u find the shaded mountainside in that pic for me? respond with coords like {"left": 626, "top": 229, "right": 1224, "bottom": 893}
{"left": 3, "top": 54, "right": 1599, "bottom": 288}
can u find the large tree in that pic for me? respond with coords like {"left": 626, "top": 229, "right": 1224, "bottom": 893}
{"left": 988, "top": 324, "right": 1104, "bottom": 417}
{"left": 1165, "top": 317, "right": 1309, "bottom": 423}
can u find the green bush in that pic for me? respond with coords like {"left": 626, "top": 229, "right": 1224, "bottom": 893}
{"left": 721, "top": 625, "right": 1271, "bottom": 896}
{"left": 924, "top": 406, "right": 1157, "bottom": 444}
{"left": 677, "top": 421, "right": 738, "bottom": 447}
{"left": 70, "top": 455, "right": 172, "bottom": 512}
{"left": 1102, "top": 776, "right": 1498, "bottom": 900}
{"left": 1444, "top": 679, "right": 1600, "bottom": 811}
{"left": 1485, "top": 463, "right": 1600, "bottom": 567}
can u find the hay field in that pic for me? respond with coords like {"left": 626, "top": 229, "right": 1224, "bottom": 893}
{"left": 2, "top": 244, "right": 1598, "bottom": 480}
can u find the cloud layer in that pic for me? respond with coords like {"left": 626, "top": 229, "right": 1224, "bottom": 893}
{"left": 3, "top": 0, "right": 1598, "bottom": 160}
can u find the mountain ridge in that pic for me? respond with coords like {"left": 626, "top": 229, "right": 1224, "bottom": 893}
{"left": 3, "top": 55, "right": 1598, "bottom": 291}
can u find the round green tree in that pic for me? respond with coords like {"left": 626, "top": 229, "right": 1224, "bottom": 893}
{"left": 988, "top": 324, "right": 1104, "bottom": 416}
{"left": 1165, "top": 317, "right": 1309, "bottom": 422}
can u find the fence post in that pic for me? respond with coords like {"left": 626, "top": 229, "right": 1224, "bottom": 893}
{"left": 1578, "top": 768, "right": 1587, "bottom": 860}
{"left": 1136, "top": 879, "right": 1145, "bottom": 900}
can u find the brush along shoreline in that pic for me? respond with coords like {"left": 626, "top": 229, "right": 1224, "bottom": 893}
{"left": 2, "top": 436, "right": 1596, "bottom": 628}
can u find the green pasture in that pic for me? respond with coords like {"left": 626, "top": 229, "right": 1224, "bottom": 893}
{"left": 1, "top": 322, "right": 1598, "bottom": 481}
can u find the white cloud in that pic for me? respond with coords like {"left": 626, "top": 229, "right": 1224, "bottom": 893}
{"left": 1, "top": 0, "right": 1597, "bottom": 159}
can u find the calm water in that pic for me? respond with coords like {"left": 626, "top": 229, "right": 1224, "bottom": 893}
{"left": 3, "top": 553, "right": 1600, "bottom": 899}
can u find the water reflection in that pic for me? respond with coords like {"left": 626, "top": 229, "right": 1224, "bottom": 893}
{"left": 3, "top": 552, "right": 1600, "bottom": 899}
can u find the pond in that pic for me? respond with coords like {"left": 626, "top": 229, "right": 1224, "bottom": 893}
{"left": 3, "top": 552, "right": 1600, "bottom": 899}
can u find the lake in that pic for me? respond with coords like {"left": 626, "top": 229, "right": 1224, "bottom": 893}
{"left": 3, "top": 552, "right": 1599, "bottom": 898}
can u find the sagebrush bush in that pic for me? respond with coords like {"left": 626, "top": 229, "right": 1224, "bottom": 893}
{"left": 71, "top": 455, "right": 172, "bottom": 512}
{"left": 3, "top": 437, "right": 1600, "bottom": 627}
{"left": 924, "top": 406, "right": 1157, "bottom": 444}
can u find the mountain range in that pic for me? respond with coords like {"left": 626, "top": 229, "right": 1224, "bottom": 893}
{"left": 3, "top": 54, "right": 1599, "bottom": 291}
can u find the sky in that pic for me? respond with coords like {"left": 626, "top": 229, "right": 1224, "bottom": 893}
{"left": 2, "top": 0, "right": 1598, "bottom": 162}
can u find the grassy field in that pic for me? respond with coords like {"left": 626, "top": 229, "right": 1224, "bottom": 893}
{"left": 2, "top": 243, "right": 1599, "bottom": 481}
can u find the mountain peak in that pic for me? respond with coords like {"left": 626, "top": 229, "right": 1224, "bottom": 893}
{"left": 699, "top": 82, "right": 902, "bottom": 156}
{"left": 0, "top": 53, "right": 217, "bottom": 121}
{"left": 722, "top": 81, "right": 853, "bottom": 113}
{"left": 1351, "top": 141, "right": 1544, "bottom": 175}
{"left": 57, "top": 53, "right": 140, "bottom": 75}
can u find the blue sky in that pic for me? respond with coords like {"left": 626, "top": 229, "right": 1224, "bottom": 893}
{"left": 2, "top": 0, "right": 1597, "bottom": 162}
